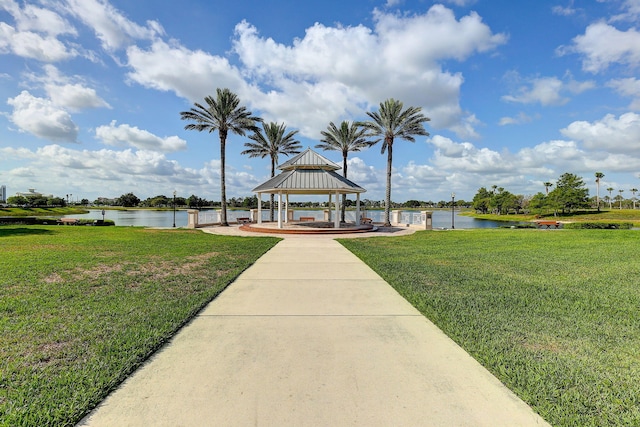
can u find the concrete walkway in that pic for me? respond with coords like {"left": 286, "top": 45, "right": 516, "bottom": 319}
{"left": 79, "top": 236, "right": 550, "bottom": 426}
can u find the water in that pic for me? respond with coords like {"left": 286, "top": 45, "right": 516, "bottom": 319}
{"left": 69, "top": 209, "right": 518, "bottom": 229}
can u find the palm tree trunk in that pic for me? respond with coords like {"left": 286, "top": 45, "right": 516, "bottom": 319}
{"left": 341, "top": 154, "right": 347, "bottom": 223}
{"left": 384, "top": 141, "right": 393, "bottom": 227}
{"left": 219, "top": 130, "right": 228, "bottom": 226}
{"left": 270, "top": 158, "right": 275, "bottom": 222}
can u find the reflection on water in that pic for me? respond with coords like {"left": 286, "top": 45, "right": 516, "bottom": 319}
{"left": 69, "top": 209, "right": 519, "bottom": 229}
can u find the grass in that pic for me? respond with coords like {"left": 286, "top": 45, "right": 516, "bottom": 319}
{"left": 0, "top": 225, "right": 279, "bottom": 426}
{"left": 464, "top": 209, "right": 640, "bottom": 224}
{"left": 339, "top": 229, "right": 640, "bottom": 427}
{"left": 0, "top": 207, "right": 89, "bottom": 217}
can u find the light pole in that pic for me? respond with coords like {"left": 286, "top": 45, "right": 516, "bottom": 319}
{"left": 173, "top": 190, "right": 177, "bottom": 228}
{"left": 451, "top": 192, "right": 455, "bottom": 229}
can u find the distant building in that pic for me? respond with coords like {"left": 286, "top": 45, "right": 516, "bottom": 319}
{"left": 0, "top": 185, "right": 6, "bottom": 202}
{"left": 16, "top": 188, "right": 53, "bottom": 198}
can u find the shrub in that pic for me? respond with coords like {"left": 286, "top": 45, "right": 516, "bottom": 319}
{"left": 563, "top": 222, "right": 633, "bottom": 229}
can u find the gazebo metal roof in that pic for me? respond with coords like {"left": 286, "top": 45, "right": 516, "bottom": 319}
{"left": 251, "top": 148, "right": 366, "bottom": 195}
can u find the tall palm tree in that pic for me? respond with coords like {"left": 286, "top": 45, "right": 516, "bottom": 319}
{"left": 618, "top": 189, "right": 624, "bottom": 209}
{"left": 180, "top": 88, "right": 261, "bottom": 226}
{"left": 595, "top": 172, "right": 604, "bottom": 211}
{"left": 316, "top": 121, "right": 372, "bottom": 222}
{"left": 607, "top": 187, "right": 614, "bottom": 209}
{"left": 631, "top": 188, "right": 638, "bottom": 209}
{"left": 359, "top": 99, "right": 430, "bottom": 226}
{"left": 242, "top": 122, "right": 301, "bottom": 221}
{"left": 544, "top": 182, "right": 553, "bottom": 195}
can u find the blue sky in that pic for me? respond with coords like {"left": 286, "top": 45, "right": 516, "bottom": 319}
{"left": 1, "top": 0, "right": 640, "bottom": 203}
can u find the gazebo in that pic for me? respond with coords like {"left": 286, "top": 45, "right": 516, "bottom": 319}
{"left": 252, "top": 148, "right": 366, "bottom": 229}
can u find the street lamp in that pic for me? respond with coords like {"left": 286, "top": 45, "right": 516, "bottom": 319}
{"left": 451, "top": 192, "right": 455, "bottom": 229}
{"left": 173, "top": 190, "right": 177, "bottom": 228}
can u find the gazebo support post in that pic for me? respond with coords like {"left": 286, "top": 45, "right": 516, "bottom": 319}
{"left": 356, "top": 193, "right": 361, "bottom": 225}
{"left": 327, "top": 194, "right": 332, "bottom": 222}
{"left": 257, "top": 193, "right": 262, "bottom": 224}
{"left": 285, "top": 193, "right": 289, "bottom": 223}
{"left": 334, "top": 191, "right": 340, "bottom": 228}
{"left": 277, "top": 192, "right": 283, "bottom": 229}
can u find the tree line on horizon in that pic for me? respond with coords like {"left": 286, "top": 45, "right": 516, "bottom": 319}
{"left": 472, "top": 172, "right": 639, "bottom": 215}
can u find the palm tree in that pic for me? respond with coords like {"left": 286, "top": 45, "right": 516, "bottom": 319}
{"left": 544, "top": 182, "right": 553, "bottom": 195}
{"left": 180, "top": 88, "right": 261, "bottom": 226}
{"left": 316, "top": 121, "right": 372, "bottom": 222}
{"left": 242, "top": 122, "right": 301, "bottom": 221}
{"left": 595, "top": 172, "right": 604, "bottom": 211}
{"left": 631, "top": 188, "right": 638, "bottom": 209}
{"left": 607, "top": 187, "right": 614, "bottom": 209}
{"left": 359, "top": 99, "right": 430, "bottom": 226}
{"left": 618, "top": 189, "right": 624, "bottom": 209}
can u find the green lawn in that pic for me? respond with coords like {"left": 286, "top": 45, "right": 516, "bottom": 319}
{"left": 339, "top": 229, "right": 640, "bottom": 427}
{"left": 0, "top": 226, "right": 279, "bottom": 427}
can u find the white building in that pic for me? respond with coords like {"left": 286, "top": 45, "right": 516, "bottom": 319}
{"left": 0, "top": 185, "right": 6, "bottom": 202}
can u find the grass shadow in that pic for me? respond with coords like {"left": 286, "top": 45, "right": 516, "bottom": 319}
{"left": 0, "top": 227, "right": 57, "bottom": 237}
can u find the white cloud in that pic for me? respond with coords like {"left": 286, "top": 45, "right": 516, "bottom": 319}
{"left": 551, "top": 5, "right": 577, "bottom": 16}
{"left": 7, "top": 91, "right": 79, "bottom": 142}
{"left": 502, "top": 75, "right": 594, "bottom": 106}
{"left": 126, "top": 40, "right": 249, "bottom": 103}
{"left": 0, "top": 22, "right": 76, "bottom": 61}
{"left": 607, "top": 77, "right": 640, "bottom": 109}
{"left": 96, "top": 120, "right": 187, "bottom": 152}
{"left": 64, "top": 0, "right": 163, "bottom": 51}
{"left": 561, "top": 112, "right": 640, "bottom": 154}
{"left": 561, "top": 22, "right": 640, "bottom": 73}
{"left": 228, "top": 6, "right": 506, "bottom": 137}
{"left": 499, "top": 112, "right": 535, "bottom": 126}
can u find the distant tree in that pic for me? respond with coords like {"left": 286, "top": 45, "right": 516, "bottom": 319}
{"left": 543, "top": 181, "right": 553, "bottom": 195}
{"left": 631, "top": 188, "right": 638, "bottom": 209}
{"left": 187, "top": 195, "right": 207, "bottom": 209}
{"left": 80, "top": 198, "right": 89, "bottom": 206}
{"left": 404, "top": 199, "right": 421, "bottom": 208}
{"left": 316, "top": 121, "right": 373, "bottom": 222}
{"left": 7, "top": 195, "right": 27, "bottom": 206}
{"left": 242, "top": 121, "right": 301, "bottom": 221}
{"left": 472, "top": 187, "right": 492, "bottom": 214}
{"left": 594, "top": 172, "right": 604, "bottom": 211}
{"left": 528, "top": 192, "right": 547, "bottom": 214}
{"left": 549, "top": 173, "right": 589, "bottom": 214}
{"left": 181, "top": 88, "right": 261, "bottom": 226}
{"left": 618, "top": 189, "right": 624, "bottom": 209}
{"left": 116, "top": 192, "right": 140, "bottom": 207}
{"left": 48, "top": 197, "right": 65, "bottom": 207}
{"left": 606, "top": 187, "right": 614, "bottom": 209}
{"left": 359, "top": 99, "right": 430, "bottom": 226}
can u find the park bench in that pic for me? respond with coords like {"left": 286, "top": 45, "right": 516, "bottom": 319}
{"left": 536, "top": 220, "right": 561, "bottom": 229}
{"left": 57, "top": 218, "right": 79, "bottom": 225}
{"left": 236, "top": 217, "right": 251, "bottom": 225}
{"left": 299, "top": 216, "right": 315, "bottom": 222}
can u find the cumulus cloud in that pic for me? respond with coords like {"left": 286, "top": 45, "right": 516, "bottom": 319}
{"left": 230, "top": 6, "right": 505, "bottom": 137}
{"left": 560, "top": 22, "right": 640, "bottom": 73}
{"left": 0, "top": 22, "right": 76, "bottom": 61}
{"left": 7, "top": 91, "right": 79, "bottom": 142}
{"left": 561, "top": 112, "right": 640, "bottom": 154}
{"left": 502, "top": 74, "right": 594, "bottom": 106}
{"left": 64, "top": 0, "right": 163, "bottom": 51}
{"left": 96, "top": 120, "right": 187, "bottom": 152}
{"left": 607, "top": 77, "right": 640, "bottom": 110}
{"left": 126, "top": 40, "right": 250, "bottom": 103}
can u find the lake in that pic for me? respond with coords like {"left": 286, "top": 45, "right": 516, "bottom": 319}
{"left": 69, "top": 209, "right": 520, "bottom": 229}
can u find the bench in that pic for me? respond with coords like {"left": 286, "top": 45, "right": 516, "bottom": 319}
{"left": 536, "top": 220, "right": 561, "bottom": 229}
{"left": 299, "top": 216, "right": 315, "bottom": 222}
{"left": 57, "top": 218, "right": 79, "bottom": 225}
{"left": 361, "top": 217, "right": 373, "bottom": 224}
{"left": 236, "top": 217, "right": 251, "bottom": 225}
